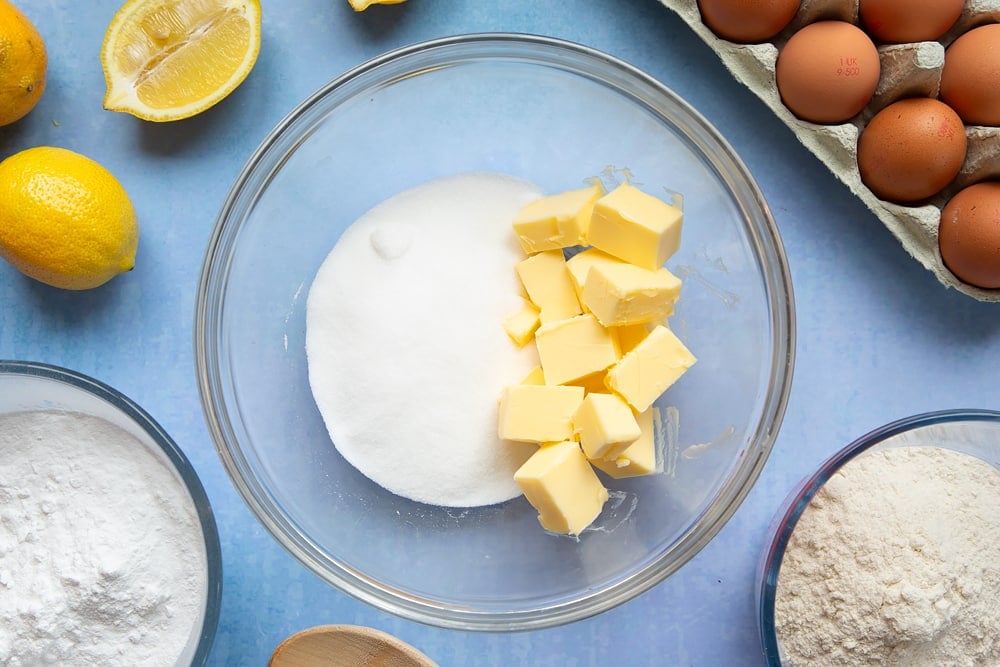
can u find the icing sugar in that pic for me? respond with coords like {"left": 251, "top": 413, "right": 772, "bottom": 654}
{"left": 0, "top": 410, "right": 207, "bottom": 665}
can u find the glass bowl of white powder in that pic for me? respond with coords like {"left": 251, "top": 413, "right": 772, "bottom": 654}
{"left": 0, "top": 360, "right": 222, "bottom": 666}
{"left": 197, "top": 33, "right": 795, "bottom": 630}
{"left": 757, "top": 409, "right": 1000, "bottom": 666}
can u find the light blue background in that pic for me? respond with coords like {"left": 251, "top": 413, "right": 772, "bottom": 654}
{"left": 2, "top": 2, "right": 998, "bottom": 665}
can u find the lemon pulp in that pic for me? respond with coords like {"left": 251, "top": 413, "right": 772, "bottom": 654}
{"left": 101, "top": 0, "right": 261, "bottom": 122}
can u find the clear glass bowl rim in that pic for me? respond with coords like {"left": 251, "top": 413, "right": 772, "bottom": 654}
{"left": 195, "top": 32, "right": 796, "bottom": 631}
{"left": 756, "top": 408, "right": 1000, "bottom": 665}
{"left": 0, "top": 358, "right": 223, "bottom": 665}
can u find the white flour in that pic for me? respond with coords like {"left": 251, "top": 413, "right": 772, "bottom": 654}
{"left": 775, "top": 446, "right": 1000, "bottom": 666}
{"left": 0, "top": 410, "right": 208, "bottom": 666}
{"left": 306, "top": 173, "right": 542, "bottom": 507}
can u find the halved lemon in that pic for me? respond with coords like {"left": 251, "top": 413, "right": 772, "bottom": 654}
{"left": 348, "top": 0, "right": 407, "bottom": 11}
{"left": 101, "top": 0, "right": 261, "bottom": 122}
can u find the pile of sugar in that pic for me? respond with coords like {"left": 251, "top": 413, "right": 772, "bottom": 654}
{"left": 0, "top": 410, "right": 208, "bottom": 666}
{"left": 775, "top": 446, "right": 1000, "bottom": 666}
{"left": 305, "top": 173, "right": 543, "bottom": 507}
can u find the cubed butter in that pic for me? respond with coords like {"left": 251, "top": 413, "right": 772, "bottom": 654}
{"left": 572, "top": 392, "right": 642, "bottom": 460}
{"left": 565, "top": 248, "right": 625, "bottom": 301}
{"left": 512, "top": 183, "right": 603, "bottom": 254}
{"left": 587, "top": 183, "right": 683, "bottom": 270}
{"left": 497, "top": 384, "right": 585, "bottom": 443}
{"left": 503, "top": 297, "right": 541, "bottom": 347}
{"left": 567, "top": 370, "right": 610, "bottom": 395}
{"left": 515, "top": 250, "right": 582, "bottom": 324}
{"left": 520, "top": 366, "right": 546, "bottom": 385}
{"left": 535, "top": 314, "right": 620, "bottom": 386}
{"left": 605, "top": 325, "right": 696, "bottom": 412}
{"left": 514, "top": 440, "right": 609, "bottom": 536}
{"left": 590, "top": 407, "right": 659, "bottom": 478}
{"left": 581, "top": 262, "right": 682, "bottom": 327}
{"left": 613, "top": 323, "right": 652, "bottom": 356}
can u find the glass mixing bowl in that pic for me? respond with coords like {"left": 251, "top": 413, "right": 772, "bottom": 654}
{"left": 0, "top": 360, "right": 222, "bottom": 665}
{"left": 195, "top": 33, "right": 795, "bottom": 631}
{"left": 757, "top": 410, "right": 1000, "bottom": 664}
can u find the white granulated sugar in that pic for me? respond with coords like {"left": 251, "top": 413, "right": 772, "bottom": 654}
{"left": 306, "top": 172, "right": 543, "bottom": 507}
{"left": 775, "top": 446, "right": 1000, "bottom": 667}
{"left": 0, "top": 410, "right": 208, "bottom": 666}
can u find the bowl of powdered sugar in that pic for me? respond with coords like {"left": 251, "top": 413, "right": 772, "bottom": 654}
{"left": 757, "top": 410, "right": 1000, "bottom": 667}
{"left": 197, "top": 33, "right": 794, "bottom": 630}
{"left": 0, "top": 360, "right": 222, "bottom": 666}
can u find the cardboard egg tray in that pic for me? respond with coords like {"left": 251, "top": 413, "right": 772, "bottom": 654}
{"left": 658, "top": 0, "right": 1000, "bottom": 301}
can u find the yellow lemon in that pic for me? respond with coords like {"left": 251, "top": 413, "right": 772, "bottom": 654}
{"left": 0, "top": 147, "right": 139, "bottom": 290}
{"left": 0, "top": 0, "right": 47, "bottom": 127}
{"left": 348, "top": 0, "right": 407, "bottom": 11}
{"left": 101, "top": 0, "right": 261, "bottom": 122}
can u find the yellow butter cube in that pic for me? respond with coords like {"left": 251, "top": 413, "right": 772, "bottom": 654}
{"left": 520, "top": 366, "right": 546, "bottom": 385}
{"left": 535, "top": 314, "right": 620, "bottom": 386}
{"left": 587, "top": 183, "right": 683, "bottom": 270}
{"left": 514, "top": 440, "right": 609, "bottom": 536}
{"left": 503, "top": 297, "right": 541, "bottom": 347}
{"left": 497, "top": 384, "right": 585, "bottom": 443}
{"left": 512, "top": 183, "right": 603, "bottom": 254}
{"left": 567, "top": 370, "right": 610, "bottom": 395}
{"left": 565, "top": 248, "right": 624, "bottom": 301}
{"left": 581, "top": 262, "right": 682, "bottom": 327}
{"left": 605, "top": 325, "right": 696, "bottom": 412}
{"left": 591, "top": 407, "right": 659, "bottom": 478}
{"left": 572, "top": 393, "right": 642, "bottom": 460}
{"left": 613, "top": 323, "right": 652, "bottom": 356}
{"left": 515, "top": 250, "right": 582, "bottom": 324}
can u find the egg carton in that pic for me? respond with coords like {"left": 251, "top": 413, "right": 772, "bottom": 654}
{"left": 658, "top": 0, "right": 1000, "bottom": 302}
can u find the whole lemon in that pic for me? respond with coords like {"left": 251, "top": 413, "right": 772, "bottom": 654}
{"left": 0, "top": 146, "right": 139, "bottom": 290}
{"left": 0, "top": 0, "right": 47, "bottom": 127}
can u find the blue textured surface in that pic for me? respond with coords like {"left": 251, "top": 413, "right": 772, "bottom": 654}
{"left": 2, "top": 1, "right": 999, "bottom": 665}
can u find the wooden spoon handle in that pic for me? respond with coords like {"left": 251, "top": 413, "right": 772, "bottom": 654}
{"left": 270, "top": 624, "right": 437, "bottom": 667}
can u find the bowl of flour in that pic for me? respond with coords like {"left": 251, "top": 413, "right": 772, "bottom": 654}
{"left": 196, "top": 33, "right": 794, "bottom": 631}
{"left": 757, "top": 410, "right": 1000, "bottom": 667}
{"left": 0, "top": 360, "right": 222, "bottom": 666}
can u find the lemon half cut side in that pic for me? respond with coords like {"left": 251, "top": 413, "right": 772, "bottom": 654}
{"left": 101, "top": 0, "right": 262, "bottom": 122}
{"left": 348, "top": 0, "right": 408, "bottom": 11}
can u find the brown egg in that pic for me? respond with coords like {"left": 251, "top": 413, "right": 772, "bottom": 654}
{"left": 698, "top": 0, "right": 800, "bottom": 43}
{"left": 857, "top": 98, "right": 967, "bottom": 204}
{"left": 859, "top": 0, "right": 964, "bottom": 43}
{"left": 939, "top": 182, "right": 1000, "bottom": 289}
{"left": 775, "top": 22, "right": 880, "bottom": 124}
{"left": 940, "top": 24, "right": 1000, "bottom": 127}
